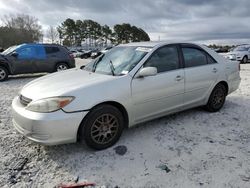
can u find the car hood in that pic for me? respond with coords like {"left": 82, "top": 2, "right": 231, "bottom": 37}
{"left": 21, "top": 68, "right": 116, "bottom": 101}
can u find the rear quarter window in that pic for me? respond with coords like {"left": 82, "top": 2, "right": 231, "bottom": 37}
{"left": 45, "top": 46, "right": 60, "bottom": 54}
{"left": 182, "top": 47, "right": 216, "bottom": 68}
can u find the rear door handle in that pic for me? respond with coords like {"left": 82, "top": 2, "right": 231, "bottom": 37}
{"left": 212, "top": 68, "right": 218, "bottom": 73}
{"left": 175, "top": 75, "right": 183, "bottom": 81}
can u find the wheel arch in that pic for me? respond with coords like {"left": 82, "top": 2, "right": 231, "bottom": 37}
{"left": 217, "top": 80, "right": 229, "bottom": 95}
{"left": 242, "top": 55, "right": 248, "bottom": 63}
{"left": 76, "top": 101, "right": 129, "bottom": 141}
{"left": 0, "top": 63, "right": 11, "bottom": 74}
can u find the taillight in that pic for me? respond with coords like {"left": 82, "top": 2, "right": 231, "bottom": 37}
{"left": 69, "top": 53, "right": 74, "bottom": 59}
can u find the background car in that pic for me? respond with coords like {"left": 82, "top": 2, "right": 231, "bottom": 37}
{"left": 223, "top": 45, "right": 250, "bottom": 63}
{"left": 0, "top": 43, "right": 75, "bottom": 81}
{"left": 70, "top": 49, "right": 83, "bottom": 58}
{"left": 79, "top": 50, "right": 92, "bottom": 59}
{"left": 12, "top": 42, "right": 240, "bottom": 150}
{"left": 100, "top": 46, "right": 113, "bottom": 54}
{"left": 90, "top": 49, "right": 102, "bottom": 59}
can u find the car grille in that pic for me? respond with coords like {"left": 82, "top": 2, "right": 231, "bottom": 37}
{"left": 19, "top": 95, "right": 32, "bottom": 106}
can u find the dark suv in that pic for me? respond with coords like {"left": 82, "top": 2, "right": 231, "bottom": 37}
{"left": 0, "top": 43, "right": 75, "bottom": 81}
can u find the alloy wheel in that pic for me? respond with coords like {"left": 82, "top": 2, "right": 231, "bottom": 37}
{"left": 212, "top": 88, "right": 225, "bottom": 108}
{"left": 57, "top": 64, "right": 68, "bottom": 71}
{"left": 90, "top": 113, "right": 119, "bottom": 145}
{"left": 0, "top": 68, "right": 6, "bottom": 80}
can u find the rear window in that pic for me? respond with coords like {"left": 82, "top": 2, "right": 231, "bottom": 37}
{"left": 182, "top": 47, "right": 207, "bottom": 68}
{"left": 45, "top": 46, "right": 60, "bottom": 54}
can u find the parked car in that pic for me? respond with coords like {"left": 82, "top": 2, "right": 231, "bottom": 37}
{"left": 214, "top": 48, "right": 229, "bottom": 53}
{"left": 90, "top": 49, "right": 102, "bottom": 59}
{"left": 223, "top": 45, "right": 250, "bottom": 63}
{"left": 0, "top": 43, "right": 75, "bottom": 81}
{"left": 80, "top": 50, "right": 92, "bottom": 59}
{"left": 70, "top": 49, "right": 83, "bottom": 58}
{"left": 100, "top": 46, "right": 113, "bottom": 54}
{"left": 12, "top": 42, "right": 240, "bottom": 150}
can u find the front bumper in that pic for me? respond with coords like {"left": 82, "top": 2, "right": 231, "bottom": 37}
{"left": 12, "top": 96, "right": 88, "bottom": 145}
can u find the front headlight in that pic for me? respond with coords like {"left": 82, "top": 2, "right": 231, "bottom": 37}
{"left": 228, "top": 54, "right": 236, "bottom": 60}
{"left": 26, "top": 96, "right": 74, "bottom": 113}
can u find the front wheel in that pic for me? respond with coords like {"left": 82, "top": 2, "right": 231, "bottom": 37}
{"left": 205, "top": 84, "right": 227, "bottom": 112}
{"left": 0, "top": 66, "right": 9, "bottom": 81}
{"left": 241, "top": 56, "right": 248, "bottom": 64}
{"left": 80, "top": 105, "right": 124, "bottom": 150}
{"left": 55, "top": 63, "right": 68, "bottom": 72}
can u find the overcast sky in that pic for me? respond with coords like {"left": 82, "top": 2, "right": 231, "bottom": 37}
{"left": 0, "top": 0, "right": 250, "bottom": 44}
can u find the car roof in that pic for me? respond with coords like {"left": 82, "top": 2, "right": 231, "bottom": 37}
{"left": 119, "top": 41, "right": 201, "bottom": 48}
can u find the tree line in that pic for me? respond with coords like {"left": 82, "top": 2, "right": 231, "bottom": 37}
{"left": 0, "top": 14, "right": 150, "bottom": 49}
{"left": 58, "top": 18, "right": 150, "bottom": 46}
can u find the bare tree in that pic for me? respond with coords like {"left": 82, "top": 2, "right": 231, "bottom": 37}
{"left": 0, "top": 14, "right": 43, "bottom": 48}
{"left": 47, "top": 25, "right": 58, "bottom": 43}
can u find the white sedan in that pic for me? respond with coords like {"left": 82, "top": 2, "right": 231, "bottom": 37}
{"left": 223, "top": 45, "right": 250, "bottom": 63}
{"left": 12, "top": 42, "right": 241, "bottom": 150}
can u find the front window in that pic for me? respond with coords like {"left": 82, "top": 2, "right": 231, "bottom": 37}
{"left": 16, "top": 46, "right": 36, "bottom": 59}
{"left": 144, "top": 46, "right": 179, "bottom": 73}
{"left": 84, "top": 46, "right": 151, "bottom": 76}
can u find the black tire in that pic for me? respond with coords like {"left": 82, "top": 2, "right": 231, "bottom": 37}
{"left": 241, "top": 56, "right": 248, "bottom": 64}
{"left": 55, "top": 63, "right": 69, "bottom": 72}
{"left": 79, "top": 104, "right": 124, "bottom": 150}
{"left": 0, "top": 66, "right": 9, "bottom": 81}
{"left": 205, "top": 84, "right": 227, "bottom": 112}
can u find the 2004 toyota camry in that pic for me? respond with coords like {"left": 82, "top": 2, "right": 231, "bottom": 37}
{"left": 12, "top": 42, "right": 241, "bottom": 150}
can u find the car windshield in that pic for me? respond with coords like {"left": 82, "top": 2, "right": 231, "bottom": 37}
{"left": 1, "top": 46, "right": 17, "bottom": 55}
{"left": 84, "top": 46, "right": 151, "bottom": 76}
{"left": 1, "top": 44, "right": 24, "bottom": 55}
{"left": 233, "top": 46, "right": 248, "bottom": 52}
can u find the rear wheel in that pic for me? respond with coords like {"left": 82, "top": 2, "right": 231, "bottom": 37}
{"left": 241, "top": 56, "right": 248, "bottom": 64}
{"left": 56, "top": 63, "right": 68, "bottom": 72}
{"left": 205, "top": 83, "right": 227, "bottom": 112}
{"left": 0, "top": 66, "right": 8, "bottom": 81}
{"left": 79, "top": 105, "right": 124, "bottom": 150}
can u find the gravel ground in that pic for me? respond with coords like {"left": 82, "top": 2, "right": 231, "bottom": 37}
{"left": 0, "top": 60, "right": 250, "bottom": 188}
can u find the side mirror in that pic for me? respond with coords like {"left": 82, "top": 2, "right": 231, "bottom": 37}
{"left": 136, "top": 67, "right": 157, "bottom": 78}
{"left": 11, "top": 52, "right": 18, "bottom": 57}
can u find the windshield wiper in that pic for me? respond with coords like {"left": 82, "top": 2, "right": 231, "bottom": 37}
{"left": 109, "top": 60, "right": 115, "bottom": 76}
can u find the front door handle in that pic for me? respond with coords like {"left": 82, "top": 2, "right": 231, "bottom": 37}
{"left": 212, "top": 68, "right": 218, "bottom": 73}
{"left": 175, "top": 75, "right": 183, "bottom": 81}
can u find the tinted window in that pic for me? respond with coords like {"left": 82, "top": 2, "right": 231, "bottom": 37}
{"left": 144, "top": 46, "right": 179, "bottom": 73}
{"left": 45, "top": 46, "right": 60, "bottom": 54}
{"left": 16, "top": 46, "right": 36, "bottom": 59}
{"left": 182, "top": 48, "right": 207, "bottom": 68}
{"left": 233, "top": 46, "right": 247, "bottom": 52}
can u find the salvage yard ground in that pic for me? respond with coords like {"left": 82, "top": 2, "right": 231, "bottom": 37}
{"left": 0, "top": 60, "right": 250, "bottom": 188}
